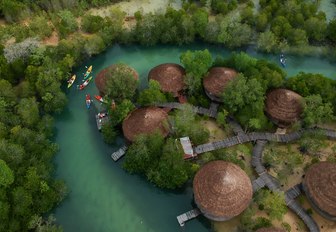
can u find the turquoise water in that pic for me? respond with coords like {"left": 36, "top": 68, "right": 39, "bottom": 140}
{"left": 53, "top": 44, "right": 335, "bottom": 232}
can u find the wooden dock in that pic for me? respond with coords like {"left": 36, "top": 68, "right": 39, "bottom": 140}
{"left": 95, "top": 113, "right": 109, "bottom": 131}
{"left": 176, "top": 208, "right": 201, "bottom": 227}
{"left": 111, "top": 145, "right": 128, "bottom": 161}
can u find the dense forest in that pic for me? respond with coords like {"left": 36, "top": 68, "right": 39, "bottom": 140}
{"left": 0, "top": 0, "right": 336, "bottom": 231}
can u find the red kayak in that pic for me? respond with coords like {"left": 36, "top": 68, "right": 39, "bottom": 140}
{"left": 94, "top": 95, "right": 105, "bottom": 103}
{"left": 85, "top": 94, "right": 91, "bottom": 109}
{"left": 79, "top": 76, "right": 92, "bottom": 90}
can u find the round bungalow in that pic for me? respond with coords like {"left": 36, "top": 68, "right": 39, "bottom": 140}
{"left": 256, "top": 227, "right": 286, "bottom": 232}
{"left": 265, "top": 88, "right": 303, "bottom": 127}
{"left": 203, "top": 67, "right": 238, "bottom": 102}
{"left": 95, "top": 64, "right": 139, "bottom": 96}
{"left": 193, "top": 160, "right": 252, "bottom": 221}
{"left": 302, "top": 161, "right": 336, "bottom": 221}
{"left": 148, "top": 63, "right": 186, "bottom": 97}
{"left": 122, "top": 107, "right": 169, "bottom": 143}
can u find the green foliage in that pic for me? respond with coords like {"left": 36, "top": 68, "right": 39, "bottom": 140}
{"left": 28, "top": 215, "right": 63, "bottom": 232}
{"left": 327, "top": 19, "right": 336, "bottom": 43}
{"left": 180, "top": 49, "right": 212, "bottom": 94}
{"left": 0, "top": 159, "right": 14, "bottom": 187}
{"left": 55, "top": 10, "right": 78, "bottom": 39}
{"left": 304, "top": 17, "right": 327, "bottom": 42}
{"left": 299, "top": 130, "right": 328, "bottom": 155}
{"left": 286, "top": 72, "right": 336, "bottom": 112}
{"left": 84, "top": 34, "right": 106, "bottom": 56}
{"left": 137, "top": 80, "right": 168, "bottom": 106}
{"left": 222, "top": 74, "right": 263, "bottom": 113}
{"left": 29, "top": 15, "right": 53, "bottom": 39}
{"left": 255, "top": 189, "right": 287, "bottom": 220}
{"left": 211, "top": 149, "right": 245, "bottom": 170}
{"left": 180, "top": 49, "right": 212, "bottom": 77}
{"left": 169, "top": 104, "right": 209, "bottom": 145}
{"left": 81, "top": 14, "right": 105, "bottom": 33}
{"left": 123, "top": 132, "right": 165, "bottom": 174}
{"left": 2, "top": 0, "right": 29, "bottom": 22}
{"left": 281, "top": 222, "right": 291, "bottom": 232}
{"left": 239, "top": 207, "right": 272, "bottom": 231}
{"left": 216, "top": 109, "right": 229, "bottom": 128}
{"left": 257, "top": 31, "right": 279, "bottom": 53}
{"left": 217, "top": 16, "right": 253, "bottom": 48}
{"left": 148, "top": 138, "right": 190, "bottom": 189}
{"left": 109, "top": 99, "right": 135, "bottom": 127}
{"left": 101, "top": 120, "right": 117, "bottom": 145}
{"left": 302, "top": 95, "right": 334, "bottom": 127}
{"left": 104, "top": 64, "right": 139, "bottom": 102}
{"left": 16, "top": 97, "right": 39, "bottom": 128}
{"left": 191, "top": 8, "right": 208, "bottom": 38}
{"left": 263, "top": 145, "right": 303, "bottom": 183}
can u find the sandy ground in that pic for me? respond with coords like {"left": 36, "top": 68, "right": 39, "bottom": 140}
{"left": 201, "top": 119, "right": 230, "bottom": 142}
{"left": 89, "top": 0, "right": 182, "bottom": 17}
{"left": 301, "top": 196, "right": 336, "bottom": 232}
{"left": 43, "top": 31, "right": 59, "bottom": 46}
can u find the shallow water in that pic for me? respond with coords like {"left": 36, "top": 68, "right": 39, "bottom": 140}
{"left": 319, "top": 0, "right": 336, "bottom": 21}
{"left": 53, "top": 43, "right": 335, "bottom": 232}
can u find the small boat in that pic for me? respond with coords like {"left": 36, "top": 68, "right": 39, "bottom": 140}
{"left": 67, "top": 75, "right": 76, "bottom": 88}
{"left": 85, "top": 94, "right": 92, "bottom": 109}
{"left": 83, "top": 65, "right": 92, "bottom": 80}
{"left": 94, "top": 95, "right": 105, "bottom": 103}
{"left": 280, "top": 54, "right": 286, "bottom": 68}
{"left": 79, "top": 76, "right": 93, "bottom": 90}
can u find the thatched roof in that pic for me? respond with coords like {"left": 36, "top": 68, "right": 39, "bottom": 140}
{"left": 95, "top": 64, "right": 139, "bottom": 96}
{"left": 122, "top": 107, "right": 169, "bottom": 142}
{"left": 193, "top": 160, "right": 252, "bottom": 221}
{"left": 148, "top": 63, "right": 186, "bottom": 97}
{"left": 203, "top": 67, "right": 238, "bottom": 102}
{"left": 256, "top": 227, "right": 286, "bottom": 232}
{"left": 303, "top": 161, "right": 336, "bottom": 221}
{"left": 265, "top": 88, "right": 303, "bottom": 127}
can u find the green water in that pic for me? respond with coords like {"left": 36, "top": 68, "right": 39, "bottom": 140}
{"left": 53, "top": 43, "right": 335, "bottom": 232}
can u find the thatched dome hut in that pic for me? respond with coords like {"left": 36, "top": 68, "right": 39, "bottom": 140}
{"left": 148, "top": 63, "right": 186, "bottom": 97}
{"left": 193, "top": 160, "right": 252, "bottom": 221}
{"left": 265, "top": 88, "right": 303, "bottom": 127}
{"left": 256, "top": 227, "right": 286, "bottom": 232}
{"left": 203, "top": 67, "right": 238, "bottom": 102}
{"left": 122, "top": 107, "right": 169, "bottom": 142}
{"left": 302, "top": 162, "right": 336, "bottom": 221}
{"left": 95, "top": 64, "right": 139, "bottom": 96}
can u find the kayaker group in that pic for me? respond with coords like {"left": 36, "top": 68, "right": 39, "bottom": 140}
{"left": 66, "top": 65, "right": 105, "bottom": 109}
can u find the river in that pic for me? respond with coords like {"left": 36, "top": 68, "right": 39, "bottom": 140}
{"left": 53, "top": 43, "right": 335, "bottom": 232}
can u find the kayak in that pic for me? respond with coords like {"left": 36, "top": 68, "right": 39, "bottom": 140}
{"left": 67, "top": 75, "right": 76, "bottom": 88}
{"left": 79, "top": 76, "right": 93, "bottom": 90}
{"left": 94, "top": 95, "right": 105, "bottom": 103}
{"left": 85, "top": 94, "right": 92, "bottom": 109}
{"left": 83, "top": 65, "right": 92, "bottom": 80}
{"left": 280, "top": 54, "right": 286, "bottom": 68}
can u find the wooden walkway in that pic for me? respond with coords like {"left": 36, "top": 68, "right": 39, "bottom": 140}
{"left": 194, "top": 128, "right": 336, "bottom": 155}
{"left": 111, "top": 145, "right": 128, "bottom": 161}
{"left": 141, "top": 102, "right": 334, "bottom": 231}
{"left": 176, "top": 208, "right": 201, "bottom": 227}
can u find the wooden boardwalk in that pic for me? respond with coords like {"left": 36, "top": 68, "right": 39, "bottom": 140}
{"left": 176, "top": 208, "right": 201, "bottom": 227}
{"left": 111, "top": 145, "right": 128, "bottom": 161}
{"left": 194, "top": 128, "right": 336, "bottom": 155}
{"left": 151, "top": 102, "right": 334, "bottom": 231}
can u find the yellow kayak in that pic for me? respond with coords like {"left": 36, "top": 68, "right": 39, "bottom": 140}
{"left": 67, "top": 75, "right": 76, "bottom": 88}
{"left": 83, "top": 65, "right": 92, "bottom": 79}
